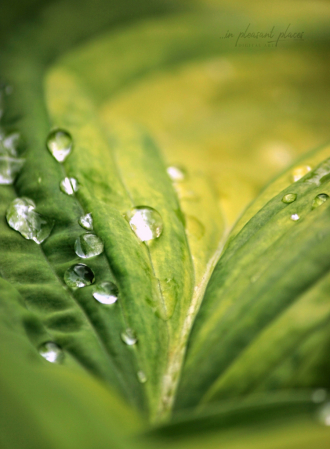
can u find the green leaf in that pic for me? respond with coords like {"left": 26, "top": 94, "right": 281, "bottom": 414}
{"left": 147, "top": 392, "right": 330, "bottom": 449}
{"left": 176, "top": 144, "right": 330, "bottom": 409}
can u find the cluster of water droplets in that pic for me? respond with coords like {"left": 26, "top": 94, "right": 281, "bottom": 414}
{"left": 1, "top": 117, "right": 146, "bottom": 378}
{"left": 280, "top": 165, "right": 330, "bottom": 222}
{"left": 0, "top": 85, "right": 25, "bottom": 185}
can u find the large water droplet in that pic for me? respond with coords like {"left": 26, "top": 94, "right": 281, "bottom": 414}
{"left": 290, "top": 213, "right": 300, "bottom": 221}
{"left": 0, "top": 156, "right": 25, "bottom": 184}
{"left": 127, "top": 206, "right": 163, "bottom": 242}
{"left": 64, "top": 263, "right": 95, "bottom": 289}
{"left": 167, "top": 166, "right": 185, "bottom": 182}
{"left": 79, "top": 213, "right": 93, "bottom": 231}
{"left": 121, "top": 328, "right": 137, "bottom": 346}
{"left": 74, "top": 233, "right": 104, "bottom": 259}
{"left": 47, "top": 129, "right": 73, "bottom": 162}
{"left": 6, "top": 197, "right": 54, "bottom": 244}
{"left": 93, "top": 281, "right": 119, "bottom": 305}
{"left": 292, "top": 165, "right": 312, "bottom": 182}
{"left": 137, "top": 370, "right": 147, "bottom": 383}
{"left": 60, "top": 177, "right": 78, "bottom": 195}
{"left": 312, "top": 193, "right": 329, "bottom": 209}
{"left": 39, "top": 342, "right": 64, "bottom": 363}
{"left": 282, "top": 193, "right": 297, "bottom": 204}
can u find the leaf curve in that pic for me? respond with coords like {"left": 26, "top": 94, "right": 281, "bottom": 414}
{"left": 175, "top": 146, "right": 330, "bottom": 409}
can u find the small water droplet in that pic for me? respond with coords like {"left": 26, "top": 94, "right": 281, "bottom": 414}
{"left": 127, "top": 206, "right": 163, "bottom": 242}
{"left": 79, "top": 213, "right": 93, "bottom": 231}
{"left": 0, "top": 156, "right": 25, "bottom": 184}
{"left": 137, "top": 370, "right": 147, "bottom": 383}
{"left": 312, "top": 193, "right": 329, "bottom": 209}
{"left": 74, "top": 233, "right": 104, "bottom": 259}
{"left": 290, "top": 213, "right": 300, "bottom": 221}
{"left": 292, "top": 165, "right": 312, "bottom": 182}
{"left": 47, "top": 129, "right": 73, "bottom": 162}
{"left": 6, "top": 197, "right": 54, "bottom": 244}
{"left": 312, "top": 388, "right": 327, "bottom": 403}
{"left": 167, "top": 166, "right": 185, "bottom": 182}
{"left": 282, "top": 193, "right": 297, "bottom": 204}
{"left": 39, "top": 342, "right": 64, "bottom": 363}
{"left": 60, "top": 177, "right": 78, "bottom": 195}
{"left": 318, "top": 402, "right": 330, "bottom": 426}
{"left": 93, "top": 281, "right": 119, "bottom": 305}
{"left": 121, "top": 328, "right": 137, "bottom": 346}
{"left": 64, "top": 263, "right": 95, "bottom": 289}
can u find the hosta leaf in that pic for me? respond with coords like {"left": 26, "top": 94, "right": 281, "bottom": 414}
{"left": 147, "top": 392, "right": 330, "bottom": 449}
{"left": 1, "top": 2, "right": 330, "bottom": 447}
{"left": 176, "top": 144, "right": 330, "bottom": 409}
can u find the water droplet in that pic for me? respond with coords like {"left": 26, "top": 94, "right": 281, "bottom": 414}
{"left": 282, "top": 193, "right": 297, "bottom": 204}
{"left": 121, "top": 328, "right": 137, "bottom": 346}
{"left": 79, "top": 213, "right": 93, "bottom": 231}
{"left": 318, "top": 402, "right": 330, "bottom": 426}
{"left": 167, "top": 166, "right": 185, "bottom": 182}
{"left": 290, "top": 213, "right": 300, "bottom": 221}
{"left": 137, "top": 370, "right": 147, "bottom": 383}
{"left": 0, "top": 156, "right": 25, "bottom": 184}
{"left": 47, "top": 129, "right": 73, "bottom": 162}
{"left": 292, "top": 165, "right": 312, "bottom": 182}
{"left": 0, "top": 131, "right": 20, "bottom": 156}
{"left": 39, "top": 342, "right": 64, "bottom": 363}
{"left": 127, "top": 206, "right": 163, "bottom": 242}
{"left": 93, "top": 281, "right": 119, "bottom": 305}
{"left": 74, "top": 233, "right": 104, "bottom": 259}
{"left": 64, "top": 263, "right": 95, "bottom": 289}
{"left": 312, "top": 193, "right": 329, "bottom": 209}
{"left": 60, "top": 177, "right": 78, "bottom": 195}
{"left": 6, "top": 197, "right": 54, "bottom": 244}
{"left": 312, "top": 388, "right": 327, "bottom": 403}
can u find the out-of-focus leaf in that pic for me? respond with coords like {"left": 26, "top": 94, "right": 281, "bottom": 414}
{"left": 146, "top": 392, "right": 330, "bottom": 449}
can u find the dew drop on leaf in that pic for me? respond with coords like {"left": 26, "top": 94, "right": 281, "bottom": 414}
{"left": 167, "top": 166, "right": 185, "bottom": 182}
{"left": 93, "top": 281, "right": 118, "bottom": 305}
{"left": 60, "top": 177, "right": 78, "bottom": 195}
{"left": 121, "top": 328, "right": 137, "bottom": 346}
{"left": 64, "top": 263, "right": 95, "bottom": 288}
{"left": 312, "top": 193, "right": 329, "bottom": 209}
{"left": 39, "top": 342, "right": 64, "bottom": 363}
{"left": 47, "top": 129, "right": 73, "bottom": 162}
{"left": 6, "top": 197, "right": 54, "bottom": 244}
{"left": 0, "top": 156, "right": 25, "bottom": 184}
{"left": 137, "top": 370, "right": 147, "bottom": 383}
{"left": 74, "top": 233, "right": 104, "bottom": 259}
{"left": 281, "top": 193, "right": 297, "bottom": 204}
{"left": 292, "top": 165, "right": 312, "bottom": 182}
{"left": 127, "top": 206, "right": 163, "bottom": 242}
{"left": 0, "top": 131, "right": 20, "bottom": 156}
{"left": 79, "top": 213, "right": 93, "bottom": 231}
{"left": 290, "top": 213, "right": 300, "bottom": 221}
